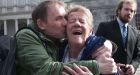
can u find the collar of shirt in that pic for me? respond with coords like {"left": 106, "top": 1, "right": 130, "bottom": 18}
{"left": 117, "top": 17, "right": 128, "bottom": 35}
{"left": 62, "top": 45, "right": 85, "bottom": 63}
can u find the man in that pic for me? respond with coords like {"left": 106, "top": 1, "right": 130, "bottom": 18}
{"left": 16, "top": 1, "right": 116, "bottom": 75}
{"left": 96, "top": 0, "right": 140, "bottom": 75}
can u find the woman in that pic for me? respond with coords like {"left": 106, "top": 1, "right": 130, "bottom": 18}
{"left": 62, "top": 5, "right": 118, "bottom": 75}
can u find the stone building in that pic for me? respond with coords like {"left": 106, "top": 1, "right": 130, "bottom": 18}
{"left": 0, "top": 0, "right": 139, "bottom": 36}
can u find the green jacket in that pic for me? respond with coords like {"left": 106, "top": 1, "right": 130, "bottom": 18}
{"left": 16, "top": 24, "right": 100, "bottom": 75}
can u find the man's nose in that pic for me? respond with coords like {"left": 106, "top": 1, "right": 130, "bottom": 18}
{"left": 62, "top": 18, "right": 67, "bottom": 27}
{"left": 128, "top": 10, "right": 132, "bottom": 15}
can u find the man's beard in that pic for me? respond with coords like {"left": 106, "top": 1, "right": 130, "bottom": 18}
{"left": 119, "top": 15, "right": 131, "bottom": 24}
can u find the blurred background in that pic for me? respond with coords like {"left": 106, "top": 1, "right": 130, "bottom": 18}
{"left": 0, "top": 0, "right": 139, "bottom": 74}
{"left": 0, "top": 0, "right": 139, "bottom": 36}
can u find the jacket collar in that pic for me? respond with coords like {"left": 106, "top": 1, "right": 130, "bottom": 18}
{"left": 29, "top": 23, "right": 62, "bottom": 45}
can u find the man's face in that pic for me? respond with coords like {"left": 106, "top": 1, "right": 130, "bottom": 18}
{"left": 67, "top": 11, "right": 92, "bottom": 46}
{"left": 118, "top": 2, "right": 136, "bottom": 23}
{"left": 42, "top": 4, "right": 67, "bottom": 39}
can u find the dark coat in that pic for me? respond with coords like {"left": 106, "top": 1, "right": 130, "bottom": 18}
{"left": 96, "top": 19, "right": 140, "bottom": 71}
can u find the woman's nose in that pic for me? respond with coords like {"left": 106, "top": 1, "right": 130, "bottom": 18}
{"left": 74, "top": 20, "right": 81, "bottom": 27}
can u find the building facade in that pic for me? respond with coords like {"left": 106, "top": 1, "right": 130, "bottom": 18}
{"left": 0, "top": 0, "right": 140, "bottom": 36}
{"left": 0, "top": 0, "right": 45, "bottom": 36}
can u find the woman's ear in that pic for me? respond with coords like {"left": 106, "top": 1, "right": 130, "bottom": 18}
{"left": 37, "top": 19, "right": 46, "bottom": 30}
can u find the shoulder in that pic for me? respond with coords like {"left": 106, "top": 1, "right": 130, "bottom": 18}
{"left": 128, "top": 25, "right": 139, "bottom": 35}
{"left": 16, "top": 28, "right": 37, "bottom": 38}
{"left": 16, "top": 28, "right": 41, "bottom": 44}
{"left": 99, "top": 20, "right": 116, "bottom": 27}
{"left": 128, "top": 25, "right": 138, "bottom": 31}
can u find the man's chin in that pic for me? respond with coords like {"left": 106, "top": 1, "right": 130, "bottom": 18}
{"left": 123, "top": 19, "right": 131, "bottom": 23}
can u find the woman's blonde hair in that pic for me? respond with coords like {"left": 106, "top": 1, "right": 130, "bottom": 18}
{"left": 67, "top": 5, "right": 94, "bottom": 29}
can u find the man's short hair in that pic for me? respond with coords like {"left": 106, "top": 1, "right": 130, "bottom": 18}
{"left": 116, "top": 0, "right": 137, "bottom": 16}
{"left": 32, "top": 1, "right": 66, "bottom": 24}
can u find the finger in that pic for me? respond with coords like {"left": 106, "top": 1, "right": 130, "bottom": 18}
{"left": 106, "top": 60, "right": 117, "bottom": 70}
{"left": 103, "top": 58, "right": 114, "bottom": 63}
{"left": 126, "top": 65, "right": 134, "bottom": 75}
{"left": 92, "top": 46, "right": 107, "bottom": 58}
{"left": 126, "top": 70, "right": 133, "bottom": 75}
{"left": 116, "top": 63, "right": 125, "bottom": 67}
{"left": 73, "top": 63, "right": 84, "bottom": 73}
{"left": 99, "top": 56, "right": 114, "bottom": 63}
{"left": 125, "top": 64, "right": 131, "bottom": 72}
{"left": 99, "top": 60, "right": 118, "bottom": 74}
{"left": 62, "top": 71, "right": 70, "bottom": 75}
{"left": 117, "top": 66, "right": 125, "bottom": 75}
{"left": 94, "top": 45, "right": 106, "bottom": 54}
{"left": 79, "top": 65, "right": 90, "bottom": 72}
{"left": 64, "top": 65, "right": 77, "bottom": 75}
{"left": 92, "top": 47, "right": 112, "bottom": 59}
{"left": 125, "top": 64, "right": 130, "bottom": 68}
{"left": 126, "top": 69, "right": 131, "bottom": 74}
{"left": 97, "top": 45, "right": 105, "bottom": 50}
{"left": 100, "top": 52, "right": 112, "bottom": 58}
{"left": 93, "top": 44, "right": 112, "bottom": 59}
{"left": 79, "top": 65, "right": 93, "bottom": 75}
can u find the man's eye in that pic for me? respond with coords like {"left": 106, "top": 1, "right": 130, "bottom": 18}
{"left": 125, "top": 8, "right": 136, "bottom": 14}
{"left": 56, "top": 16, "right": 63, "bottom": 21}
{"left": 131, "top": 10, "right": 135, "bottom": 13}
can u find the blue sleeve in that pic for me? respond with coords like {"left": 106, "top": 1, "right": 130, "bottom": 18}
{"left": 80, "top": 35, "right": 106, "bottom": 60}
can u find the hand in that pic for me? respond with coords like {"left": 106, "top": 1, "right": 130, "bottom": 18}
{"left": 98, "top": 57, "right": 117, "bottom": 74}
{"left": 92, "top": 40, "right": 112, "bottom": 59}
{"left": 62, "top": 63, "right": 93, "bottom": 75}
{"left": 117, "top": 64, "right": 134, "bottom": 75}
{"left": 125, "top": 64, "right": 135, "bottom": 75}
{"left": 116, "top": 63, "right": 126, "bottom": 75}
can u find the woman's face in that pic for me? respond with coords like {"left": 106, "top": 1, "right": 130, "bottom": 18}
{"left": 67, "top": 11, "right": 92, "bottom": 46}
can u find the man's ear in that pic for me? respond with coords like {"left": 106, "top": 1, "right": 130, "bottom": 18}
{"left": 37, "top": 19, "right": 46, "bottom": 30}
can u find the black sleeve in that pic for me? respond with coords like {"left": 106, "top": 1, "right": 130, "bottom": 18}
{"left": 95, "top": 22, "right": 106, "bottom": 37}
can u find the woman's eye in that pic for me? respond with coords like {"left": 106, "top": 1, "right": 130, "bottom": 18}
{"left": 80, "top": 21, "right": 85, "bottom": 24}
{"left": 80, "top": 20, "right": 85, "bottom": 24}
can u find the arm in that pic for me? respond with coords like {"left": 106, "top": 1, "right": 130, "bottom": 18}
{"left": 16, "top": 29, "right": 99, "bottom": 75}
{"left": 91, "top": 40, "right": 117, "bottom": 74}
{"left": 119, "top": 30, "right": 140, "bottom": 75}
{"left": 131, "top": 32, "right": 140, "bottom": 72}
{"left": 62, "top": 63, "right": 93, "bottom": 75}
